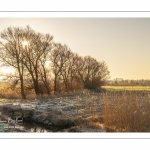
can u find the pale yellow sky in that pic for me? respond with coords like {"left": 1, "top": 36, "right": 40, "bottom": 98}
{"left": 0, "top": 18, "right": 150, "bottom": 80}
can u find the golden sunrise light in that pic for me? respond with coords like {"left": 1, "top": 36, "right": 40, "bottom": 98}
{"left": 0, "top": 67, "right": 15, "bottom": 75}
{"left": 1, "top": 16, "right": 150, "bottom": 134}
{"left": 1, "top": 18, "right": 150, "bottom": 80}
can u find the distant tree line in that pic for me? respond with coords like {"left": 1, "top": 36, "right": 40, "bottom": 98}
{"left": 0, "top": 26, "right": 110, "bottom": 99}
{"left": 106, "top": 79, "right": 150, "bottom": 86}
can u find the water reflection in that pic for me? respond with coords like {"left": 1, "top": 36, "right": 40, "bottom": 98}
{"left": 30, "top": 127, "right": 47, "bottom": 132}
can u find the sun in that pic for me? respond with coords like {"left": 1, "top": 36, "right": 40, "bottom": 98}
{"left": 22, "top": 41, "right": 28, "bottom": 47}
{"left": 45, "top": 61, "right": 51, "bottom": 67}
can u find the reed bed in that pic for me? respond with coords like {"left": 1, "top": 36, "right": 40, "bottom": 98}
{"left": 102, "top": 91, "right": 150, "bottom": 132}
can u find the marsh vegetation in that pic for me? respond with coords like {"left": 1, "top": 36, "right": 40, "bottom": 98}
{"left": 0, "top": 87, "right": 150, "bottom": 132}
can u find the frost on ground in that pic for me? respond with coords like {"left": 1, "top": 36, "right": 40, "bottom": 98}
{"left": 0, "top": 92, "right": 104, "bottom": 132}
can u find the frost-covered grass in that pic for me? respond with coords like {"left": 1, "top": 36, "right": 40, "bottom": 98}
{"left": 0, "top": 90, "right": 103, "bottom": 132}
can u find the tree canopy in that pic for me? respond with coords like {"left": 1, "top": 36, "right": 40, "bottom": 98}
{"left": 0, "top": 25, "right": 110, "bottom": 99}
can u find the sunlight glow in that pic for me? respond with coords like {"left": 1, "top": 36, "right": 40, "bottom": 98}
{"left": 0, "top": 67, "right": 15, "bottom": 80}
{"left": 44, "top": 61, "right": 51, "bottom": 67}
{"left": 22, "top": 41, "right": 28, "bottom": 47}
{"left": 0, "top": 67, "right": 15, "bottom": 74}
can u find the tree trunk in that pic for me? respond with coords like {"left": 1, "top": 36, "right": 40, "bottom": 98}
{"left": 18, "top": 67, "right": 26, "bottom": 99}
{"left": 20, "top": 76, "right": 26, "bottom": 99}
{"left": 33, "top": 79, "right": 41, "bottom": 98}
{"left": 44, "top": 82, "right": 50, "bottom": 96}
{"left": 41, "top": 64, "right": 51, "bottom": 96}
{"left": 54, "top": 77, "right": 57, "bottom": 94}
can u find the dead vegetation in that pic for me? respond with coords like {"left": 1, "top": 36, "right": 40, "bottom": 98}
{"left": 102, "top": 91, "right": 150, "bottom": 132}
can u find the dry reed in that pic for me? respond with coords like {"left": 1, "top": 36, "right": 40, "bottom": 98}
{"left": 102, "top": 91, "right": 150, "bottom": 132}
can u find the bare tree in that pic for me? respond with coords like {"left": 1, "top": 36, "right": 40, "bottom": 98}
{"left": 0, "top": 26, "right": 26, "bottom": 99}
{"left": 22, "top": 26, "right": 53, "bottom": 97}
{"left": 49, "top": 43, "right": 70, "bottom": 93}
{"left": 39, "top": 58, "right": 53, "bottom": 96}
{"left": 0, "top": 25, "right": 110, "bottom": 97}
{"left": 76, "top": 56, "right": 110, "bottom": 89}
{"left": 59, "top": 47, "right": 73, "bottom": 91}
{"left": 60, "top": 51, "right": 81, "bottom": 91}
{"left": 0, "top": 26, "right": 53, "bottom": 98}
